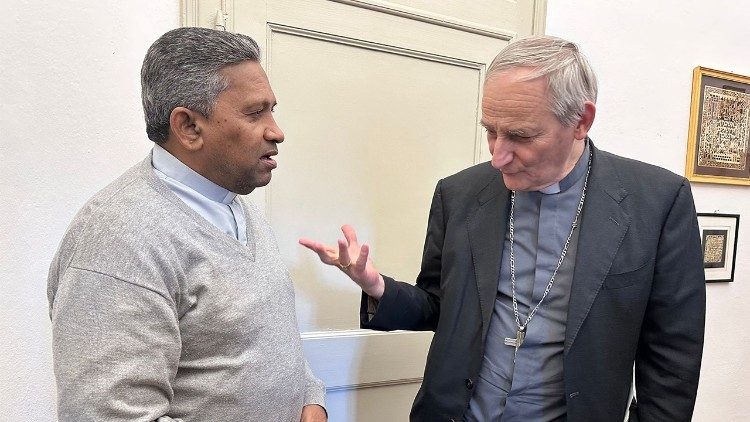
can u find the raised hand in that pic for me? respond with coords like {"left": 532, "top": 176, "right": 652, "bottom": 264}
{"left": 299, "top": 224, "right": 385, "bottom": 299}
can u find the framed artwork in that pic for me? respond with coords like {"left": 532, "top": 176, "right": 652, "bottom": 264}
{"left": 685, "top": 67, "right": 750, "bottom": 185}
{"left": 697, "top": 213, "right": 740, "bottom": 282}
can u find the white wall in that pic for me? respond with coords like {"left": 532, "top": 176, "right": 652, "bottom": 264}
{"left": 0, "top": 1, "right": 178, "bottom": 419}
{"left": 547, "top": 1, "right": 750, "bottom": 420}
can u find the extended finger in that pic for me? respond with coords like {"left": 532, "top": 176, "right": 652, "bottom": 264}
{"left": 354, "top": 243, "right": 369, "bottom": 272}
{"left": 341, "top": 224, "right": 359, "bottom": 247}
{"left": 337, "top": 239, "right": 353, "bottom": 268}
{"left": 298, "top": 238, "right": 329, "bottom": 254}
{"left": 299, "top": 239, "right": 338, "bottom": 264}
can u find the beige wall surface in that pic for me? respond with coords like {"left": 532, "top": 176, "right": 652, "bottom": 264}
{"left": 546, "top": 1, "right": 750, "bottom": 421}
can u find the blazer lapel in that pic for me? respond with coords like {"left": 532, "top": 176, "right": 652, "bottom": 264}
{"left": 565, "top": 147, "right": 631, "bottom": 354}
{"left": 467, "top": 173, "right": 509, "bottom": 343}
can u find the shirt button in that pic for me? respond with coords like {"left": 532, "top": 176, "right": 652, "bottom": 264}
{"left": 465, "top": 378, "right": 474, "bottom": 390}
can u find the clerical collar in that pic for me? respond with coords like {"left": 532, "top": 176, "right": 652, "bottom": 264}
{"left": 152, "top": 144, "right": 237, "bottom": 205}
{"left": 538, "top": 140, "right": 591, "bottom": 195}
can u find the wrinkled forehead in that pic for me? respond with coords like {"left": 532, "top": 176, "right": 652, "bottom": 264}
{"left": 482, "top": 69, "right": 552, "bottom": 105}
{"left": 480, "top": 71, "right": 557, "bottom": 126}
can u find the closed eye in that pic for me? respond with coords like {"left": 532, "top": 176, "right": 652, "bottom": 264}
{"left": 505, "top": 130, "right": 538, "bottom": 143}
{"left": 510, "top": 134, "right": 531, "bottom": 141}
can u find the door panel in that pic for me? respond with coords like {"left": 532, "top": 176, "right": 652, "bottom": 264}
{"left": 267, "top": 24, "right": 482, "bottom": 330}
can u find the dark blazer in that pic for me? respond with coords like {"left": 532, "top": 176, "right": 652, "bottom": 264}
{"left": 361, "top": 143, "right": 706, "bottom": 421}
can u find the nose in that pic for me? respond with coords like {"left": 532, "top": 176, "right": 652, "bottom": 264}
{"left": 265, "top": 116, "right": 285, "bottom": 143}
{"left": 490, "top": 139, "right": 513, "bottom": 170}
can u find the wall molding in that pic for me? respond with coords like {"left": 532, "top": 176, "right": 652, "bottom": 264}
{"left": 267, "top": 22, "right": 484, "bottom": 70}
{"left": 180, "top": 0, "right": 198, "bottom": 27}
{"left": 181, "top": 0, "right": 234, "bottom": 31}
{"left": 532, "top": 0, "right": 548, "bottom": 35}
{"left": 329, "top": 0, "right": 516, "bottom": 41}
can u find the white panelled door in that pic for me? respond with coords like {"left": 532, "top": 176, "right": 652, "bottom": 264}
{"left": 183, "top": 1, "right": 544, "bottom": 420}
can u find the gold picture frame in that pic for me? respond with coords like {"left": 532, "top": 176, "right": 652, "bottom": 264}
{"left": 686, "top": 67, "right": 750, "bottom": 185}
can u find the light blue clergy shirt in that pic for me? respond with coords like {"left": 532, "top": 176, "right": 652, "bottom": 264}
{"left": 466, "top": 141, "right": 590, "bottom": 422}
{"left": 151, "top": 144, "right": 248, "bottom": 245}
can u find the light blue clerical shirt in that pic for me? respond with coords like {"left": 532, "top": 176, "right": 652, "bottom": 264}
{"left": 151, "top": 144, "right": 248, "bottom": 245}
{"left": 465, "top": 141, "right": 590, "bottom": 422}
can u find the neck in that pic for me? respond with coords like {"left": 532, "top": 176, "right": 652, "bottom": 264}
{"left": 161, "top": 141, "right": 227, "bottom": 191}
{"left": 562, "top": 139, "right": 587, "bottom": 179}
{"left": 540, "top": 139, "right": 586, "bottom": 191}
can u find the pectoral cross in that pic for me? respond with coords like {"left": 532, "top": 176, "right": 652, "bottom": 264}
{"left": 504, "top": 326, "right": 526, "bottom": 362}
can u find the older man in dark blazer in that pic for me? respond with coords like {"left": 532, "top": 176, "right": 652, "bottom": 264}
{"left": 301, "top": 36, "right": 705, "bottom": 422}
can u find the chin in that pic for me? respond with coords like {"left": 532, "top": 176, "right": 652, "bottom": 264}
{"left": 501, "top": 175, "right": 529, "bottom": 192}
{"left": 233, "top": 176, "right": 271, "bottom": 195}
{"left": 234, "top": 186, "right": 256, "bottom": 195}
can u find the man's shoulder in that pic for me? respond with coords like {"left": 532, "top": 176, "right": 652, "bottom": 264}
{"left": 593, "top": 147, "right": 689, "bottom": 207}
{"left": 51, "top": 158, "right": 179, "bottom": 283}
{"left": 428, "top": 162, "right": 503, "bottom": 208}
{"left": 67, "top": 158, "right": 163, "bottom": 237}
{"left": 441, "top": 161, "right": 500, "bottom": 190}
{"left": 596, "top": 148, "right": 685, "bottom": 187}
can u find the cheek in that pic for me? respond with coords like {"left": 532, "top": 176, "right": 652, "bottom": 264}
{"left": 522, "top": 141, "right": 556, "bottom": 165}
{"left": 509, "top": 147, "right": 533, "bottom": 165}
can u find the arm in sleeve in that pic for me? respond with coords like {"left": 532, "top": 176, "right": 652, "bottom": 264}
{"left": 302, "top": 358, "right": 326, "bottom": 410}
{"left": 633, "top": 179, "right": 706, "bottom": 419}
{"left": 360, "top": 180, "right": 446, "bottom": 331}
{"left": 51, "top": 267, "right": 181, "bottom": 421}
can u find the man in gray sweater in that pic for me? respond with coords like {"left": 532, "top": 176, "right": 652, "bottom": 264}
{"left": 47, "top": 28, "right": 326, "bottom": 421}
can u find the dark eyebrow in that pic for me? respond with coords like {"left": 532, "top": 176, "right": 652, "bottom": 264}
{"left": 242, "top": 100, "right": 277, "bottom": 112}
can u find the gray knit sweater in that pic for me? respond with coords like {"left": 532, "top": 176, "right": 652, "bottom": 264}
{"left": 48, "top": 156, "right": 325, "bottom": 421}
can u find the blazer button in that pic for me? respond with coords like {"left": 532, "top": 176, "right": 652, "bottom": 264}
{"left": 465, "top": 378, "right": 474, "bottom": 390}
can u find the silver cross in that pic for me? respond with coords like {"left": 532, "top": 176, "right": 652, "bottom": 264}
{"left": 503, "top": 326, "right": 526, "bottom": 362}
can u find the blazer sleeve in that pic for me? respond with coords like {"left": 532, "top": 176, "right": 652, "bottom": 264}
{"left": 360, "top": 180, "right": 446, "bottom": 331}
{"left": 633, "top": 179, "right": 706, "bottom": 419}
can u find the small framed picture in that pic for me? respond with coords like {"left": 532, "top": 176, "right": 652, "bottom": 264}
{"left": 685, "top": 67, "right": 750, "bottom": 185}
{"left": 697, "top": 213, "right": 740, "bottom": 282}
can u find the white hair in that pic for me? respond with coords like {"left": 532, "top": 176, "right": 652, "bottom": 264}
{"left": 486, "top": 35, "right": 598, "bottom": 127}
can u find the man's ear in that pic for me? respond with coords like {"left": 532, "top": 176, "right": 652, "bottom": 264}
{"left": 169, "top": 107, "right": 204, "bottom": 152}
{"left": 573, "top": 101, "right": 596, "bottom": 141}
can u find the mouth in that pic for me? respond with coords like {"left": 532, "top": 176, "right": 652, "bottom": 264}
{"left": 260, "top": 151, "right": 278, "bottom": 169}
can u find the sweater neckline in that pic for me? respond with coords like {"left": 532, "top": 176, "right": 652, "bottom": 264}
{"left": 137, "top": 153, "right": 257, "bottom": 261}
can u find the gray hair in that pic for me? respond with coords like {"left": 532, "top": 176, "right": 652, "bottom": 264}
{"left": 141, "top": 27, "right": 261, "bottom": 143}
{"left": 486, "top": 35, "right": 597, "bottom": 127}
